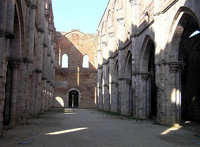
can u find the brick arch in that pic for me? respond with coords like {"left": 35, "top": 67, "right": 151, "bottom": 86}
{"left": 64, "top": 30, "right": 97, "bottom": 49}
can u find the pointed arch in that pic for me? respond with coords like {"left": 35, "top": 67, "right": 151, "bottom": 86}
{"left": 165, "top": 7, "right": 200, "bottom": 122}
{"left": 125, "top": 50, "right": 132, "bottom": 78}
{"left": 107, "top": 10, "right": 113, "bottom": 29}
{"left": 140, "top": 35, "right": 154, "bottom": 72}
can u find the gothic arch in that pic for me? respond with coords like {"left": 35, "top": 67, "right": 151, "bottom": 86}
{"left": 165, "top": 7, "right": 200, "bottom": 122}
{"left": 10, "top": 1, "right": 24, "bottom": 58}
{"left": 107, "top": 10, "right": 113, "bottom": 29}
{"left": 124, "top": 50, "right": 132, "bottom": 78}
{"left": 166, "top": 7, "right": 200, "bottom": 60}
{"left": 139, "top": 36, "right": 157, "bottom": 118}
{"left": 139, "top": 35, "right": 154, "bottom": 72}
{"left": 114, "top": 60, "right": 119, "bottom": 82}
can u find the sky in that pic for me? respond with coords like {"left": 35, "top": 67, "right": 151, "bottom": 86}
{"left": 52, "top": 0, "right": 109, "bottom": 34}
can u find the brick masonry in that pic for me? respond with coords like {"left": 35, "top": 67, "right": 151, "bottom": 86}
{"left": 54, "top": 30, "right": 97, "bottom": 109}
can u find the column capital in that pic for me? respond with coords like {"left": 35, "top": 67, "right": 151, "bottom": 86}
{"left": 168, "top": 62, "right": 180, "bottom": 73}
{"left": 25, "top": 0, "right": 31, "bottom": 7}
{"left": 117, "top": 17, "right": 124, "bottom": 25}
{"left": 108, "top": 32, "right": 114, "bottom": 38}
{"left": 102, "top": 42, "right": 107, "bottom": 47}
{"left": 141, "top": 73, "right": 150, "bottom": 81}
{"left": 9, "top": 58, "right": 21, "bottom": 69}
{"left": 129, "top": 0, "right": 139, "bottom": 6}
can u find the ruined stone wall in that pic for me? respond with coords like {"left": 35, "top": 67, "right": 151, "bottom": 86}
{"left": 0, "top": 0, "right": 56, "bottom": 136}
{"left": 54, "top": 30, "right": 97, "bottom": 109}
{"left": 97, "top": 0, "right": 200, "bottom": 125}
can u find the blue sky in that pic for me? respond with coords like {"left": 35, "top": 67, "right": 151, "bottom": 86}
{"left": 52, "top": 0, "right": 109, "bottom": 34}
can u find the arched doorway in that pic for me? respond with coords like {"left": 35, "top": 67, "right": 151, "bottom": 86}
{"left": 178, "top": 14, "right": 200, "bottom": 122}
{"left": 3, "top": 5, "right": 22, "bottom": 125}
{"left": 125, "top": 51, "right": 133, "bottom": 115}
{"left": 140, "top": 37, "right": 157, "bottom": 119}
{"left": 69, "top": 90, "right": 79, "bottom": 108}
{"left": 148, "top": 41, "right": 157, "bottom": 118}
{"left": 167, "top": 9, "right": 200, "bottom": 124}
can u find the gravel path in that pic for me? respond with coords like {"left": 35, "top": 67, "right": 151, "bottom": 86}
{"left": 0, "top": 108, "right": 200, "bottom": 147}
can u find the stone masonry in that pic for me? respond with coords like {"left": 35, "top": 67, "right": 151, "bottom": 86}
{"left": 0, "top": 0, "right": 55, "bottom": 136}
{"left": 97, "top": 0, "right": 200, "bottom": 125}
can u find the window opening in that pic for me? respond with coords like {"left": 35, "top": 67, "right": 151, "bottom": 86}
{"left": 62, "top": 54, "right": 68, "bottom": 68}
{"left": 83, "top": 54, "right": 89, "bottom": 68}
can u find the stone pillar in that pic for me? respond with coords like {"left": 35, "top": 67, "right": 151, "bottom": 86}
{"left": 41, "top": 78, "right": 46, "bottom": 112}
{"left": 156, "top": 62, "right": 166, "bottom": 124}
{"left": 103, "top": 64, "right": 110, "bottom": 111}
{"left": 16, "top": 60, "right": 28, "bottom": 124}
{"left": 9, "top": 58, "right": 21, "bottom": 125}
{"left": 132, "top": 73, "right": 139, "bottom": 118}
{"left": 109, "top": 58, "right": 116, "bottom": 113}
{"left": 27, "top": 62, "right": 32, "bottom": 116}
{"left": 166, "top": 62, "right": 181, "bottom": 125}
{"left": 0, "top": 0, "right": 7, "bottom": 136}
{"left": 120, "top": 78, "right": 131, "bottom": 116}
{"left": 0, "top": 77, "right": 5, "bottom": 136}
{"left": 141, "top": 73, "right": 150, "bottom": 118}
{"left": 137, "top": 74, "right": 145, "bottom": 118}
{"left": 110, "top": 81, "right": 117, "bottom": 113}
{"left": 28, "top": 1, "right": 37, "bottom": 62}
{"left": 46, "top": 82, "right": 50, "bottom": 110}
{"left": 97, "top": 68, "right": 103, "bottom": 110}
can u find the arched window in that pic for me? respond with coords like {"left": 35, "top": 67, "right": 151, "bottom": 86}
{"left": 83, "top": 54, "right": 89, "bottom": 68}
{"left": 62, "top": 54, "right": 68, "bottom": 68}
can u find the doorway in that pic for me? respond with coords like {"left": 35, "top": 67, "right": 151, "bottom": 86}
{"left": 69, "top": 91, "right": 79, "bottom": 108}
{"left": 148, "top": 44, "right": 157, "bottom": 117}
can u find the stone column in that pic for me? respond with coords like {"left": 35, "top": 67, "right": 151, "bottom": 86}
{"left": 0, "top": 0, "right": 7, "bottom": 137}
{"left": 141, "top": 73, "right": 150, "bottom": 118}
{"left": 9, "top": 58, "right": 21, "bottom": 125}
{"left": 120, "top": 78, "right": 132, "bottom": 116}
{"left": 138, "top": 74, "right": 145, "bottom": 118}
{"left": 0, "top": 76, "right": 5, "bottom": 136}
{"left": 167, "top": 62, "right": 181, "bottom": 125}
{"left": 115, "top": 82, "right": 119, "bottom": 113}
{"left": 46, "top": 82, "right": 50, "bottom": 111}
{"left": 41, "top": 78, "right": 46, "bottom": 112}
{"left": 132, "top": 73, "right": 139, "bottom": 118}
{"left": 103, "top": 63, "right": 110, "bottom": 111}
{"left": 155, "top": 62, "right": 166, "bottom": 124}
{"left": 27, "top": 62, "right": 32, "bottom": 116}
{"left": 97, "top": 68, "right": 103, "bottom": 110}
{"left": 109, "top": 58, "right": 116, "bottom": 113}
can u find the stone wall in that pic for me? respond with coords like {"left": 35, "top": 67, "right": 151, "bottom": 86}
{"left": 54, "top": 30, "right": 97, "bottom": 109}
{"left": 0, "top": 0, "right": 55, "bottom": 136}
{"left": 97, "top": 0, "right": 200, "bottom": 125}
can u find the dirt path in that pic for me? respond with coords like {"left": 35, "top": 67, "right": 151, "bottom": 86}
{"left": 0, "top": 108, "right": 200, "bottom": 147}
